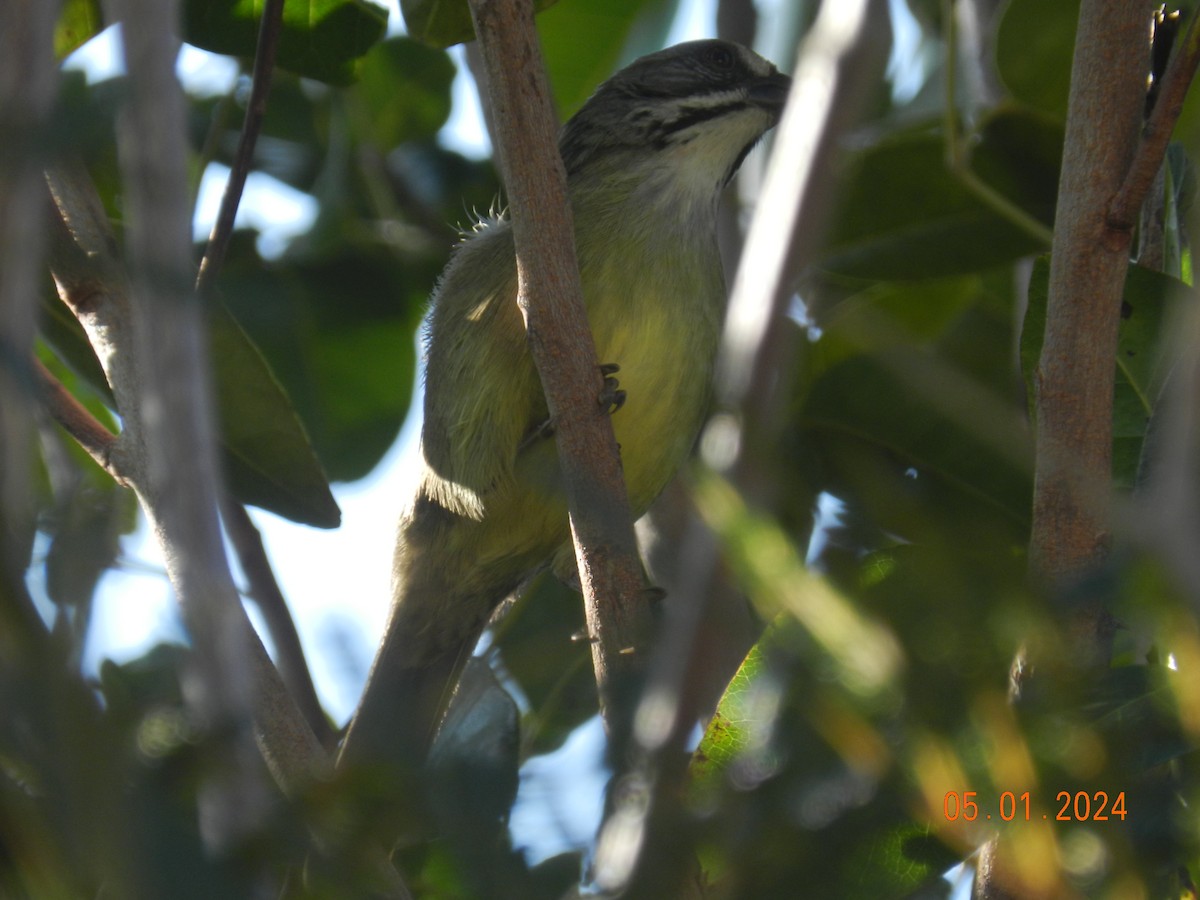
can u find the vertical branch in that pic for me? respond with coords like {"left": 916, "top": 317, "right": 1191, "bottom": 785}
{"left": 1029, "top": 0, "right": 1151, "bottom": 624}
{"left": 106, "top": 0, "right": 268, "bottom": 848}
{"left": 979, "top": 5, "right": 1156, "bottom": 900}
{"left": 464, "top": 0, "right": 652, "bottom": 719}
{"left": 0, "top": 0, "right": 58, "bottom": 581}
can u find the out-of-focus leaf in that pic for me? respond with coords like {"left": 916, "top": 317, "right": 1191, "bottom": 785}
{"left": 39, "top": 291, "right": 115, "bottom": 406}
{"left": 819, "top": 110, "right": 1059, "bottom": 279}
{"left": 1021, "top": 257, "right": 1182, "bottom": 489}
{"left": 39, "top": 281, "right": 340, "bottom": 527}
{"left": 209, "top": 305, "right": 341, "bottom": 527}
{"left": 492, "top": 573, "right": 594, "bottom": 756}
{"left": 799, "top": 351, "right": 1032, "bottom": 527}
{"left": 806, "top": 276, "right": 980, "bottom": 377}
{"left": 183, "top": 0, "right": 388, "bottom": 86}
{"left": 352, "top": 37, "right": 455, "bottom": 148}
{"left": 995, "top": 0, "right": 1078, "bottom": 120}
{"left": 55, "top": 0, "right": 104, "bottom": 59}
{"left": 44, "top": 481, "right": 136, "bottom": 613}
{"left": 219, "top": 232, "right": 428, "bottom": 482}
{"left": 430, "top": 658, "right": 520, "bottom": 832}
{"left": 400, "top": 0, "right": 558, "bottom": 49}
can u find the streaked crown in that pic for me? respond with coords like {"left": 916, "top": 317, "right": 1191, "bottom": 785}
{"left": 559, "top": 40, "right": 790, "bottom": 187}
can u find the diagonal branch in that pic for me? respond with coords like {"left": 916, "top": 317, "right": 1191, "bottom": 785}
{"left": 195, "top": 0, "right": 285, "bottom": 295}
{"left": 464, "top": 0, "right": 653, "bottom": 720}
{"left": 1108, "top": 7, "right": 1200, "bottom": 234}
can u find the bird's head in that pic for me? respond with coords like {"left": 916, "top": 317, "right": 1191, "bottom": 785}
{"left": 560, "top": 40, "right": 790, "bottom": 192}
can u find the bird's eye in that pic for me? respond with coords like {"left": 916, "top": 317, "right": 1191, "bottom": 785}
{"left": 704, "top": 45, "right": 736, "bottom": 71}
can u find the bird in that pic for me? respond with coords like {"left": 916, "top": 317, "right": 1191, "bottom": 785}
{"left": 338, "top": 38, "right": 790, "bottom": 780}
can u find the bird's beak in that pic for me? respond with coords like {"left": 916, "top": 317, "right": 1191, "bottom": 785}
{"left": 748, "top": 70, "right": 792, "bottom": 117}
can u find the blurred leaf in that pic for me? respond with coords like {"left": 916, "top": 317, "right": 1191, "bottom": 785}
{"left": 352, "top": 37, "right": 455, "bottom": 148}
{"left": 806, "top": 276, "right": 980, "bottom": 377}
{"left": 183, "top": 0, "right": 389, "bottom": 85}
{"left": 1021, "top": 258, "right": 1182, "bottom": 489}
{"left": 429, "top": 659, "right": 520, "bottom": 850}
{"left": 400, "top": 0, "right": 558, "bottom": 49}
{"left": 493, "top": 574, "right": 595, "bottom": 756}
{"left": 820, "top": 110, "right": 1059, "bottom": 279}
{"left": 43, "top": 480, "right": 135, "bottom": 613}
{"left": 55, "top": 0, "right": 104, "bottom": 59}
{"left": 799, "top": 351, "right": 1032, "bottom": 528}
{"left": 219, "top": 232, "right": 427, "bottom": 481}
{"left": 538, "top": 0, "right": 677, "bottom": 118}
{"left": 1081, "top": 666, "right": 1193, "bottom": 772}
{"left": 995, "top": 0, "right": 1078, "bottom": 120}
{"left": 39, "top": 290, "right": 114, "bottom": 406}
{"left": 695, "top": 475, "right": 904, "bottom": 701}
{"left": 39, "top": 281, "right": 340, "bottom": 526}
{"left": 209, "top": 304, "right": 341, "bottom": 527}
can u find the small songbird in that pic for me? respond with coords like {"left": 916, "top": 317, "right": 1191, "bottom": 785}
{"left": 340, "top": 39, "right": 790, "bottom": 775}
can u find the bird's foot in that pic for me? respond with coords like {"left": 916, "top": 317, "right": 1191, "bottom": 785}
{"left": 599, "top": 363, "right": 626, "bottom": 414}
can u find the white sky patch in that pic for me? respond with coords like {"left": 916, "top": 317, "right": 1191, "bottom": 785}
{"left": 193, "top": 164, "right": 319, "bottom": 259}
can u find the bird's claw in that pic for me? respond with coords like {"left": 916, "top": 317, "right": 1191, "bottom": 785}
{"left": 599, "top": 363, "right": 626, "bottom": 414}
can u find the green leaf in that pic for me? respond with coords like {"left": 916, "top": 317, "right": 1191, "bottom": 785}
{"left": 799, "top": 350, "right": 1033, "bottom": 527}
{"left": 538, "top": 0, "right": 677, "bottom": 118}
{"left": 819, "top": 111, "right": 1059, "bottom": 279}
{"left": 209, "top": 304, "right": 341, "bottom": 527}
{"left": 1021, "top": 257, "right": 1183, "bottom": 489}
{"left": 55, "top": 0, "right": 104, "bottom": 59}
{"left": 691, "top": 642, "right": 770, "bottom": 786}
{"left": 39, "top": 285, "right": 340, "bottom": 527}
{"left": 995, "top": 0, "right": 1079, "bottom": 120}
{"left": 352, "top": 37, "right": 455, "bottom": 148}
{"left": 400, "top": 0, "right": 558, "bottom": 49}
{"left": 219, "top": 233, "right": 426, "bottom": 482}
{"left": 183, "top": 0, "right": 389, "bottom": 86}
{"left": 491, "top": 574, "right": 594, "bottom": 756}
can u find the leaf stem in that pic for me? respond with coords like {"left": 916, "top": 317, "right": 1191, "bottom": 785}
{"left": 941, "top": 0, "right": 1054, "bottom": 247}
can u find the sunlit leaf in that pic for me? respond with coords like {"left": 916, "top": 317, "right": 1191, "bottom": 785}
{"left": 55, "top": 0, "right": 104, "bottom": 59}
{"left": 183, "top": 0, "right": 389, "bottom": 85}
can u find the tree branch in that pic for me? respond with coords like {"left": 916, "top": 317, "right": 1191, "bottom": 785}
{"left": 1108, "top": 8, "right": 1200, "bottom": 234}
{"left": 195, "top": 0, "right": 285, "bottom": 295}
{"left": 32, "top": 358, "right": 124, "bottom": 482}
{"left": 464, "top": 0, "right": 652, "bottom": 719}
{"left": 220, "top": 496, "right": 336, "bottom": 749}
{"left": 979, "top": 4, "right": 1156, "bottom": 899}
{"left": 0, "top": 0, "right": 58, "bottom": 580}
{"left": 1029, "top": 0, "right": 1151, "bottom": 590}
{"left": 106, "top": 0, "right": 272, "bottom": 849}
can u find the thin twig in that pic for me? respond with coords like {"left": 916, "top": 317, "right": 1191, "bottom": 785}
{"left": 32, "top": 358, "right": 124, "bottom": 482}
{"left": 1108, "top": 8, "right": 1200, "bottom": 233}
{"left": 195, "top": 0, "right": 285, "bottom": 295}
{"left": 220, "top": 496, "right": 336, "bottom": 749}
